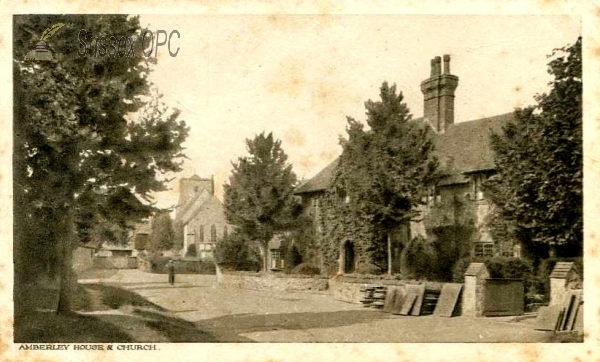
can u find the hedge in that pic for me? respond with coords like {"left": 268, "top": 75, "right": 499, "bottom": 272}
{"left": 142, "top": 255, "right": 216, "bottom": 274}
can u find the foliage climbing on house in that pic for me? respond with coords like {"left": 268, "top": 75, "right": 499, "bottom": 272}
{"left": 421, "top": 193, "right": 477, "bottom": 280}
{"left": 317, "top": 82, "right": 441, "bottom": 275}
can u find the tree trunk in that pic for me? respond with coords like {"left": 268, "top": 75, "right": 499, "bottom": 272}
{"left": 261, "top": 241, "right": 268, "bottom": 272}
{"left": 387, "top": 232, "right": 392, "bottom": 275}
{"left": 56, "top": 207, "right": 75, "bottom": 315}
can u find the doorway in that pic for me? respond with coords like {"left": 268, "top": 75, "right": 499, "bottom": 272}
{"left": 343, "top": 241, "right": 355, "bottom": 273}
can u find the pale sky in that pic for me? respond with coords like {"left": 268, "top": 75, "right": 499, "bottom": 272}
{"left": 140, "top": 15, "right": 581, "bottom": 208}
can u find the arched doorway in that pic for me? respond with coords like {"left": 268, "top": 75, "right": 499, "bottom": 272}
{"left": 343, "top": 240, "right": 355, "bottom": 273}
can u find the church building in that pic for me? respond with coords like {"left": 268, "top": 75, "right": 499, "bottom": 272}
{"left": 175, "top": 175, "right": 232, "bottom": 260}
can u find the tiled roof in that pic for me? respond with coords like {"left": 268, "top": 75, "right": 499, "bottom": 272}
{"left": 464, "top": 262, "right": 487, "bottom": 276}
{"left": 179, "top": 189, "right": 213, "bottom": 225}
{"left": 436, "top": 113, "right": 513, "bottom": 174}
{"left": 294, "top": 113, "right": 513, "bottom": 193}
{"left": 294, "top": 157, "right": 340, "bottom": 194}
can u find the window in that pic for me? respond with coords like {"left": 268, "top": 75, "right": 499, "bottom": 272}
{"left": 198, "top": 225, "right": 204, "bottom": 242}
{"left": 336, "top": 186, "right": 348, "bottom": 203}
{"left": 474, "top": 242, "right": 494, "bottom": 258}
{"left": 271, "top": 249, "right": 282, "bottom": 269}
{"left": 426, "top": 186, "right": 440, "bottom": 205}
{"left": 210, "top": 225, "right": 217, "bottom": 243}
{"left": 471, "top": 174, "right": 489, "bottom": 200}
{"left": 186, "top": 230, "right": 195, "bottom": 244}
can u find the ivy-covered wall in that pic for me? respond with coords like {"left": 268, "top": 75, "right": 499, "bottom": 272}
{"left": 317, "top": 190, "right": 383, "bottom": 275}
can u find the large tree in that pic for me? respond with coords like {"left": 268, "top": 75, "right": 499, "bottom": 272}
{"left": 150, "top": 212, "right": 176, "bottom": 251}
{"left": 487, "top": 37, "right": 582, "bottom": 258}
{"left": 334, "top": 82, "right": 440, "bottom": 274}
{"left": 14, "top": 15, "right": 189, "bottom": 314}
{"left": 223, "top": 132, "right": 300, "bottom": 271}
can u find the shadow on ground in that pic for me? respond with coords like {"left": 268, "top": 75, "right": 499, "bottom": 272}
{"left": 14, "top": 282, "right": 217, "bottom": 343}
{"left": 14, "top": 311, "right": 136, "bottom": 343}
{"left": 194, "top": 310, "right": 391, "bottom": 342}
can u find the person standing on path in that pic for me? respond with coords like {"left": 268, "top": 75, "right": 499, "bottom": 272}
{"left": 167, "top": 260, "right": 176, "bottom": 286}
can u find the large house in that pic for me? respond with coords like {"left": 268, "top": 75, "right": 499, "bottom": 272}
{"left": 295, "top": 55, "right": 517, "bottom": 274}
{"left": 175, "top": 175, "right": 232, "bottom": 260}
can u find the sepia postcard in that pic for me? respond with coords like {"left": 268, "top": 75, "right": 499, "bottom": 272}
{"left": 1, "top": 1, "right": 599, "bottom": 362}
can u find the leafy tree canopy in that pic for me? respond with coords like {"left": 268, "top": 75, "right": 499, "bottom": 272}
{"left": 336, "top": 82, "right": 440, "bottom": 230}
{"left": 13, "top": 14, "right": 189, "bottom": 312}
{"left": 223, "top": 132, "right": 300, "bottom": 269}
{"left": 487, "top": 37, "right": 582, "bottom": 257}
{"left": 150, "top": 212, "right": 176, "bottom": 251}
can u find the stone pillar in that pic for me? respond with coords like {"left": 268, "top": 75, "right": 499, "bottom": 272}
{"left": 462, "top": 263, "right": 489, "bottom": 317}
{"left": 549, "top": 262, "right": 581, "bottom": 306}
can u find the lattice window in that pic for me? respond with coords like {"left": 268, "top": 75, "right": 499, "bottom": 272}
{"left": 474, "top": 242, "right": 494, "bottom": 257}
{"left": 271, "top": 249, "right": 282, "bottom": 269}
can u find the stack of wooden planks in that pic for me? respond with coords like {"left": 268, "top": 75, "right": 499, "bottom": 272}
{"left": 432, "top": 283, "right": 462, "bottom": 317}
{"left": 535, "top": 289, "right": 583, "bottom": 332}
{"left": 380, "top": 284, "right": 434, "bottom": 316}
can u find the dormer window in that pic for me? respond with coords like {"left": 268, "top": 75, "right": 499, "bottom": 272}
{"left": 470, "top": 174, "right": 488, "bottom": 201}
{"left": 336, "top": 186, "right": 348, "bottom": 203}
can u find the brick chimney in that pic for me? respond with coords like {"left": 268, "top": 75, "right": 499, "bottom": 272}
{"left": 420, "top": 54, "right": 459, "bottom": 133}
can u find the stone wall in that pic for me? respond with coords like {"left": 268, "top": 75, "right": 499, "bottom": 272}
{"left": 329, "top": 275, "right": 443, "bottom": 304}
{"left": 217, "top": 270, "right": 448, "bottom": 305}
{"left": 93, "top": 256, "right": 137, "bottom": 269}
{"left": 73, "top": 247, "right": 95, "bottom": 273}
{"left": 217, "top": 270, "right": 328, "bottom": 292}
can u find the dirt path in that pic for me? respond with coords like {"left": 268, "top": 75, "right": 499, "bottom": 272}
{"left": 77, "top": 269, "right": 560, "bottom": 343}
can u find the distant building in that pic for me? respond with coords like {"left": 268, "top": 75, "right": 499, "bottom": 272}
{"left": 131, "top": 220, "right": 151, "bottom": 251}
{"left": 295, "top": 55, "right": 516, "bottom": 274}
{"left": 175, "top": 175, "right": 232, "bottom": 260}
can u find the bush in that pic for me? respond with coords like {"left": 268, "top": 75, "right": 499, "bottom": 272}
{"left": 185, "top": 243, "right": 197, "bottom": 257}
{"left": 140, "top": 254, "right": 216, "bottom": 274}
{"left": 291, "top": 262, "right": 320, "bottom": 275}
{"left": 486, "top": 257, "right": 533, "bottom": 279}
{"left": 176, "top": 260, "right": 216, "bottom": 274}
{"left": 404, "top": 236, "right": 437, "bottom": 280}
{"left": 355, "top": 263, "right": 383, "bottom": 275}
{"left": 215, "top": 232, "right": 261, "bottom": 271}
{"left": 451, "top": 256, "right": 532, "bottom": 282}
{"left": 536, "top": 256, "right": 583, "bottom": 298}
{"left": 149, "top": 256, "right": 171, "bottom": 271}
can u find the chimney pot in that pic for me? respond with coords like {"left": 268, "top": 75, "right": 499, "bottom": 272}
{"left": 430, "top": 59, "right": 436, "bottom": 77}
{"left": 443, "top": 54, "right": 451, "bottom": 74}
{"left": 434, "top": 56, "right": 442, "bottom": 76}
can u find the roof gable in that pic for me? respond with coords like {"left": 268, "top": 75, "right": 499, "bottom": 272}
{"left": 436, "top": 113, "right": 512, "bottom": 174}
{"left": 179, "top": 189, "right": 212, "bottom": 224}
{"left": 294, "top": 112, "right": 513, "bottom": 194}
{"left": 294, "top": 157, "right": 340, "bottom": 194}
{"left": 181, "top": 191, "right": 227, "bottom": 226}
